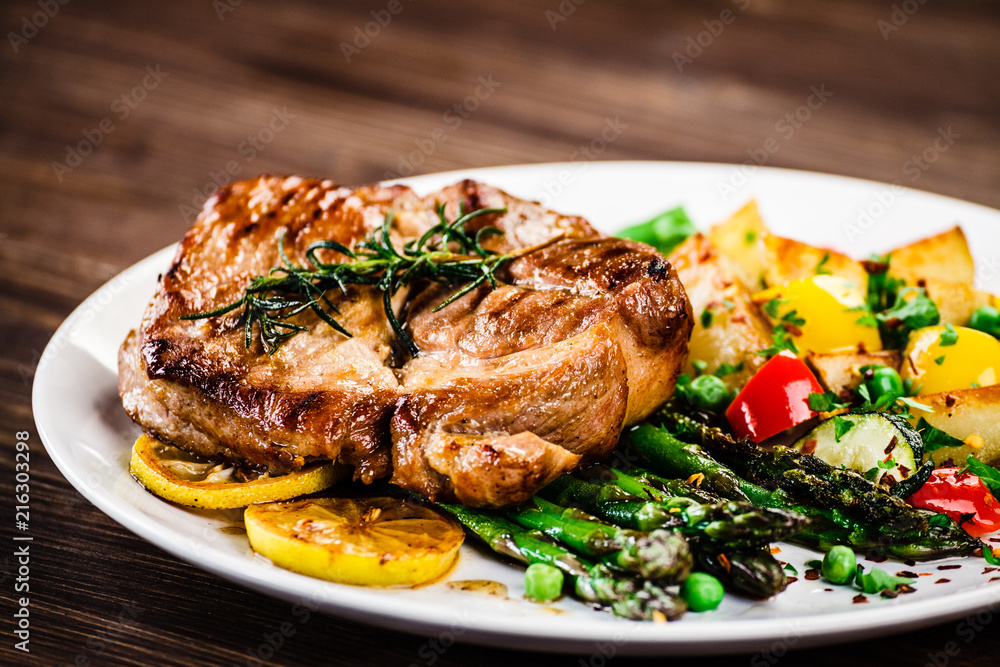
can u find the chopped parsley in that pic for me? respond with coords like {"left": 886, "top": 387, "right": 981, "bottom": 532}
{"left": 938, "top": 323, "right": 959, "bottom": 347}
{"left": 815, "top": 252, "right": 833, "bottom": 276}
{"left": 714, "top": 361, "right": 745, "bottom": 378}
{"left": 964, "top": 456, "right": 1000, "bottom": 495}
{"left": 808, "top": 391, "right": 849, "bottom": 412}
{"left": 756, "top": 323, "right": 799, "bottom": 358}
{"left": 875, "top": 286, "right": 941, "bottom": 349}
{"left": 855, "top": 566, "right": 913, "bottom": 594}
{"left": 833, "top": 416, "right": 855, "bottom": 442}
{"left": 915, "top": 418, "right": 964, "bottom": 453}
{"left": 762, "top": 297, "right": 785, "bottom": 319}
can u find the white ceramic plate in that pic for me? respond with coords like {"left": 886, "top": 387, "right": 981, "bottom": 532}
{"left": 33, "top": 162, "right": 1000, "bottom": 656}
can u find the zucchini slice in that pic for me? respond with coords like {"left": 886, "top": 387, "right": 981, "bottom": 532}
{"left": 792, "top": 411, "right": 930, "bottom": 497}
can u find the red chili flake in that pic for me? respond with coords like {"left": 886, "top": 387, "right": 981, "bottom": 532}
{"left": 786, "top": 577, "right": 799, "bottom": 585}
{"left": 853, "top": 594, "right": 868, "bottom": 604}
{"left": 824, "top": 588, "right": 833, "bottom": 592}
{"left": 937, "top": 564, "right": 962, "bottom": 570}
{"left": 800, "top": 439, "right": 818, "bottom": 456}
{"left": 991, "top": 577, "right": 1000, "bottom": 583}
{"left": 918, "top": 572, "right": 933, "bottom": 577}
{"left": 989, "top": 537, "right": 1000, "bottom": 543}
{"left": 717, "top": 553, "right": 731, "bottom": 573}
{"left": 897, "top": 571, "right": 919, "bottom": 579}
{"left": 905, "top": 559, "right": 917, "bottom": 567}
{"left": 884, "top": 437, "right": 898, "bottom": 455}
{"left": 867, "top": 554, "right": 888, "bottom": 563}
{"left": 686, "top": 472, "right": 706, "bottom": 488}
{"left": 898, "top": 585, "right": 916, "bottom": 594}
{"left": 770, "top": 546, "right": 782, "bottom": 555}
{"left": 935, "top": 578, "right": 952, "bottom": 584}
{"left": 804, "top": 569, "right": 820, "bottom": 581}
{"left": 983, "top": 568, "right": 998, "bottom": 574}
{"left": 881, "top": 589, "right": 899, "bottom": 599}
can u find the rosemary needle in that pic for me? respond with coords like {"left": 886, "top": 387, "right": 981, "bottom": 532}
{"left": 182, "top": 203, "right": 511, "bottom": 357}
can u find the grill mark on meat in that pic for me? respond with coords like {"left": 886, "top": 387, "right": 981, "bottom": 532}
{"left": 119, "top": 176, "right": 692, "bottom": 506}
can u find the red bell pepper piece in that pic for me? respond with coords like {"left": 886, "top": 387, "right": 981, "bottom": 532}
{"left": 909, "top": 466, "right": 1000, "bottom": 538}
{"left": 725, "top": 350, "right": 823, "bottom": 442}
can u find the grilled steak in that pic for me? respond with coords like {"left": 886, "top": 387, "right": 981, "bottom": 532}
{"left": 119, "top": 175, "right": 692, "bottom": 507}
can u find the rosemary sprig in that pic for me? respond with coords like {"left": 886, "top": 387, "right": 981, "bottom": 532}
{"left": 181, "top": 203, "right": 510, "bottom": 356}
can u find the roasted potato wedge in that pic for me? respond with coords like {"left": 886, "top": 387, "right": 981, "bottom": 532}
{"left": 919, "top": 278, "right": 992, "bottom": 326}
{"left": 669, "top": 233, "right": 772, "bottom": 389}
{"left": 806, "top": 350, "right": 903, "bottom": 397}
{"left": 707, "top": 199, "right": 769, "bottom": 291}
{"left": 888, "top": 226, "right": 975, "bottom": 285}
{"left": 916, "top": 385, "right": 1000, "bottom": 467}
{"left": 760, "top": 235, "right": 868, "bottom": 291}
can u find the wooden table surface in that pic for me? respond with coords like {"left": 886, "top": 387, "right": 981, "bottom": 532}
{"left": 3, "top": 0, "right": 1000, "bottom": 664}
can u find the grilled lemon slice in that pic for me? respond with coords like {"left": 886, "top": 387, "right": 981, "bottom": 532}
{"left": 129, "top": 434, "right": 346, "bottom": 509}
{"left": 244, "top": 496, "right": 464, "bottom": 587}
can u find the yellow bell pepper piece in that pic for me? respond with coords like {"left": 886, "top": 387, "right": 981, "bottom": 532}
{"left": 902, "top": 325, "right": 1000, "bottom": 396}
{"left": 754, "top": 275, "right": 882, "bottom": 356}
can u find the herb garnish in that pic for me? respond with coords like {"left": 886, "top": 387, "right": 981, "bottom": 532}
{"left": 182, "top": 204, "right": 518, "bottom": 356}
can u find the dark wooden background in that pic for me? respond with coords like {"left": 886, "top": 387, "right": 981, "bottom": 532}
{"left": 3, "top": 0, "right": 1000, "bottom": 665}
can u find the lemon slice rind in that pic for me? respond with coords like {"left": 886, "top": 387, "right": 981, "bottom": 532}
{"left": 244, "top": 497, "right": 464, "bottom": 587}
{"left": 129, "top": 434, "right": 345, "bottom": 509}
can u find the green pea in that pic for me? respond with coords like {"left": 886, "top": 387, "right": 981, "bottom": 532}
{"left": 688, "top": 374, "right": 730, "bottom": 413}
{"left": 822, "top": 545, "right": 857, "bottom": 585}
{"left": 680, "top": 572, "right": 725, "bottom": 611}
{"left": 969, "top": 305, "right": 1000, "bottom": 338}
{"left": 524, "top": 563, "right": 564, "bottom": 603}
{"left": 863, "top": 365, "right": 904, "bottom": 404}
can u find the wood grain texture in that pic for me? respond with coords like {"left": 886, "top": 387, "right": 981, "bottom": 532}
{"left": 2, "top": 0, "right": 1000, "bottom": 664}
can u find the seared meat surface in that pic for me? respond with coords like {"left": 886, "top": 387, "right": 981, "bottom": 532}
{"left": 119, "top": 175, "right": 692, "bottom": 507}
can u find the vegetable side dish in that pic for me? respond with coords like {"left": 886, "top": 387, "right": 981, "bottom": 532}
{"left": 122, "top": 182, "right": 1000, "bottom": 621}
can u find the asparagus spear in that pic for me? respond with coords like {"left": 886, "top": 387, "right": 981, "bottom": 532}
{"left": 627, "top": 418, "right": 981, "bottom": 559}
{"left": 694, "top": 546, "right": 788, "bottom": 600}
{"left": 547, "top": 472, "right": 808, "bottom": 550}
{"left": 438, "top": 502, "right": 687, "bottom": 620}
{"left": 505, "top": 496, "right": 692, "bottom": 581}
{"left": 540, "top": 475, "right": 791, "bottom": 598}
